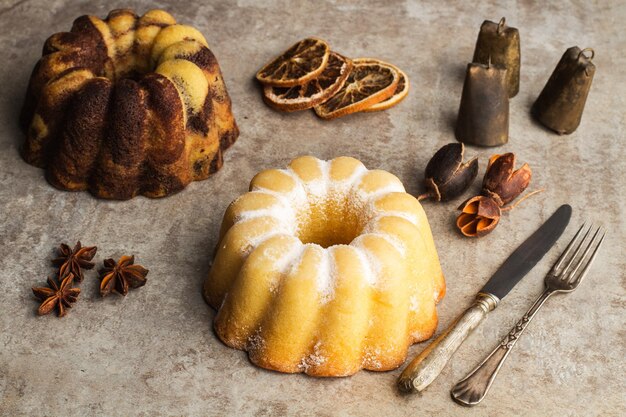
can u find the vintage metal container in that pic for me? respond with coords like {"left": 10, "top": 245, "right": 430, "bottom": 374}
{"left": 532, "top": 47, "right": 595, "bottom": 135}
{"left": 455, "top": 62, "right": 509, "bottom": 147}
{"left": 472, "top": 17, "right": 521, "bottom": 98}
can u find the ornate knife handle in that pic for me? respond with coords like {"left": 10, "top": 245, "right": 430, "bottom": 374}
{"left": 451, "top": 288, "right": 554, "bottom": 406}
{"left": 398, "top": 293, "right": 499, "bottom": 393}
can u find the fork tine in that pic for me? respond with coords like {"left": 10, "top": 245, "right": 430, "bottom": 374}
{"left": 560, "top": 225, "right": 594, "bottom": 279}
{"left": 568, "top": 228, "right": 605, "bottom": 286}
{"left": 564, "top": 226, "right": 599, "bottom": 282}
{"left": 552, "top": 223, "right": 588, "bottom": 274}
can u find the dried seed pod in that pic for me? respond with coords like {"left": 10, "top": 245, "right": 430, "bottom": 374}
{"left": 482, "top": 153, "right": 531, "bottom": 206}
{"left": 456, "top": 196, "right": 501, "bottom": 237}
{"left": 456, "top": 152, "right": 540, "bottom": 237}
{"left": 421, "top": 143, "right": 479, "bottom": 201}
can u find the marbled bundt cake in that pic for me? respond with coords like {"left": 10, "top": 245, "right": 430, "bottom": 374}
{"left": 20, "top": 9, "right": 239, "bottom": 199}
{"left": 203, "top": 156, "right": 446, "bottom": 376}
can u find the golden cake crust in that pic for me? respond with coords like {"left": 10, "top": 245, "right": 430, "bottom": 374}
{"left": 204, "top": 156, "right": 445, "bottom": 376}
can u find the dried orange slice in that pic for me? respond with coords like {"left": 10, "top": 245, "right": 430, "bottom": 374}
{"left": 256, "top": 38, "right": 330, "bottom": 87}
{"left": 262, "top": 52, "right": 352, "bottom": 112}
{"left": 352, "top": 59, "right": 410, "bottom": 112}
{"left": 314, "top": 61, "right": 399, "bottom": 120}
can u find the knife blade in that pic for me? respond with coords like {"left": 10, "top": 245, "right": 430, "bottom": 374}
{"left": 398, "top": 204, "right": 572, "bottom": 393}
{"left": 481, "top": 204, "right": 572, "bottom": 299}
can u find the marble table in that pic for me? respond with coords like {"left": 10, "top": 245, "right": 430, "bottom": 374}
{"left": 1, "top": 0, "right": 624, "bottom": 415}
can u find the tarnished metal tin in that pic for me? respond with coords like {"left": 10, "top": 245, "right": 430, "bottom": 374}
{"left": 472, "top": 17, "right": 521, "bottom": 98}
{"left": 455, "top": 62, "right": 509, "bottom": 147}
{"left": 532, "top": 46, "right": 596, "bottom": 135}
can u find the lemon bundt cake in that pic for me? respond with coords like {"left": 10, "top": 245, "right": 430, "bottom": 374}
{"left": 203, "top": 156, "right": 446, "bottom": 376}
{"left": 20, "top": 9, "right": 238, "bottom": 199}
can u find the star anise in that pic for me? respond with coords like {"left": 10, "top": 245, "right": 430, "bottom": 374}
{"left": 99, "top": 255, "right": 149, "bottom": 297}
{"left": 52, "top": 241, "right": 97, "bottom": 282}
{"left": 32, "top": 273, "right": 80, "bottom": 317}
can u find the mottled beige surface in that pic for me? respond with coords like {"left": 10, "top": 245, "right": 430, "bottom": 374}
{"left": 0, "top": 0, "right": 624, "bottom": 416}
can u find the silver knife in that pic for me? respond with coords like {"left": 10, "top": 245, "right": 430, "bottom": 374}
{"left": 398, "top": 204, "right": 572, "bottom": 393}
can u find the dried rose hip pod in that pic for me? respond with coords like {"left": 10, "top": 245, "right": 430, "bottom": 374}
{"left": 421, "top": 143, "right": 479, "bottom": 201}
{"left": 456, "top": 195, "right": 501, "bottom": 237}
{"left": 482, "top": 153, "right": 531, "bottom": 206}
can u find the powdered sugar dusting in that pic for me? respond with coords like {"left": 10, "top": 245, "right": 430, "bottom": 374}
{"left": 353, "top": 179, "right": 405, "bottom": 203}
{"left": 247, "top": 328, "right": 265, "bottom": 351}
{"left": 371, "top": 210, "right": 419, "bottom": 226}
{"left": 329, "top": 162, "right": 368, "bottom": 196}
{"left": 410, "top": 295, "right": 420, "bottom": 312}
{"left": 242, "top": 219, "right": 294, "bottom": 256}
{"left": 236, "top": 158, "right": 411, "bottom": 250}
{"left": 315, "top": 246, "right": 334, "bottom": 304}
{"left": 352, "top": 245, "right": 378, "bottom": 286}
{"left": 271, "top": 241, "right": 305, "bottom": 273}
{"left": 411, "top": 329, "right": 429, "bottom": 341}
{"left": 228, "top": 157, "right": 419, "bottom": 294}
{"left": 362, "top": 347, "right": 383, "bottom": 370}
{"left": 351, "top": 235, "right": 383, "bottom": 280}
{"left": 357, "top": 230, "right": 407, "bottom": 257}
{"left": 234, "top": 205, "right": 297, "bottom": 233}
{"left": 265, "top": 241, "right": 305, "bottom": 294}
{"left": 298, "top": 341, "right": 328, "bottom": 372}
{"left": 250, "top": 170, "right": 308, "bottom": 213}
{"left": 295, "top": 158, "right": 329, "bottom": 198}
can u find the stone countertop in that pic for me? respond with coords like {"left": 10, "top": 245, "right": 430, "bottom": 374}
{"left": 0, "top": 0, "right": 624, "bottom": 416}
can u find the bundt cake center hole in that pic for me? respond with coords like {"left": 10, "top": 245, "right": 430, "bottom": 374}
{"left": 108, "top": 59, "right": 158, "bottom": 81}
{"left": 114, "top": 69, "right": 145, "bottom": 82}
{"left": 296, "top": 197, "right": 367, "bottom": 248}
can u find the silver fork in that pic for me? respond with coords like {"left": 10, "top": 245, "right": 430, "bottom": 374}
{"left": 451, "top": 223, "right": 605, "bottom": 406}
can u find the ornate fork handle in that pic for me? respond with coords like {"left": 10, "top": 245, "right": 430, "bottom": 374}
{"left": 451, "top": 288, "right": 555, "bottom": 406}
